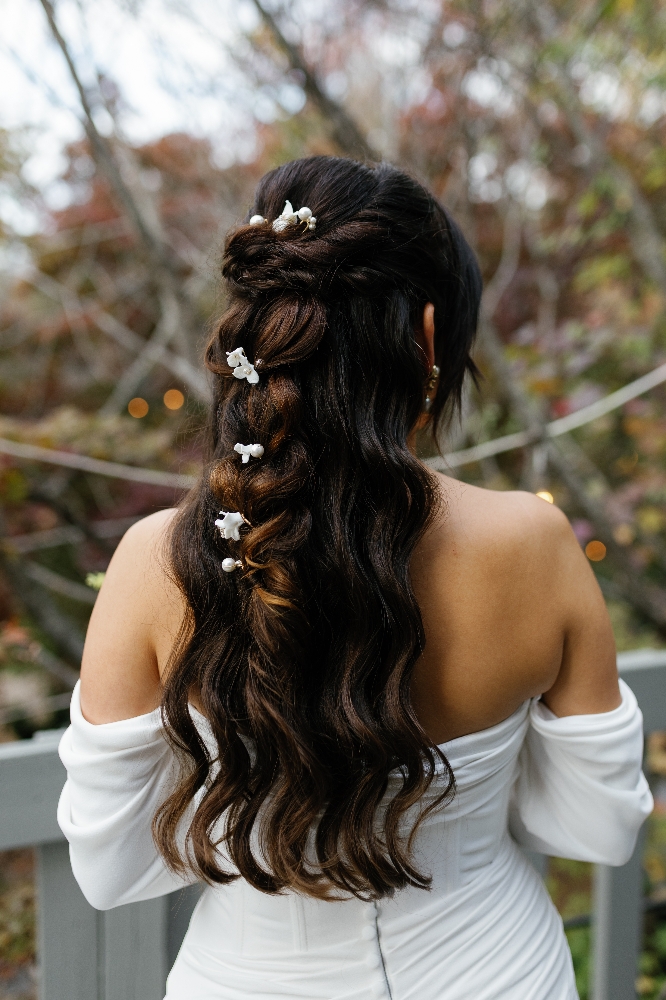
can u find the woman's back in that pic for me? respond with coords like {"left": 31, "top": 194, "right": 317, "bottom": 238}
{"left": 57, "top": 156, "right": 652, "bottom": 999}
{"left": 80, "top": 470, "right": 618, "bottom": 740}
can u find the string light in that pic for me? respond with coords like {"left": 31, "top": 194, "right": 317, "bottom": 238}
{"left": 585, "top": 540, "right": 607, "bottom": 562}
{"left": 163, "top": 389, "right": 185, "bottom": 410}
{"left": 128, "top": 397, "right": 149, "bottom": 418}
{"left": 536, "top": 490, "right": 554, "bottom": 504}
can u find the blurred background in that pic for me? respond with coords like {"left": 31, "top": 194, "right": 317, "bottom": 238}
{"left": 1, "top": 0, "right": 666, "bottom": 996}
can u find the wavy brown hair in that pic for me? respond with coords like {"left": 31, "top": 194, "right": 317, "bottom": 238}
{"left": 154, "top": 156, "right": 481, "bottom": 900}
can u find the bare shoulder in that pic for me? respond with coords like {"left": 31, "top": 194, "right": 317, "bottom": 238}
{"left": 113, "top": 506, "right": 179, "bottom": 563}
{"left": 97, "top": 506, "right": 184, "bottom": 652}
{"left": 431, "top": 473, "right": 577, "bottom": 573}
{"left": 80, "top": 508, "right": 185, "bottom": 722}
{"left": 410, "top": 472, "right": 615, "bottom": 737}
{"left": 97, "top": 508, "right": 181, "bottom": 615}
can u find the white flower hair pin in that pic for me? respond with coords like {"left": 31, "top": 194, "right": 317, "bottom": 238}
{"left": 234, "top": 442, "right": 264, "bottom": 463}
{"left": 215, "top": 510, "right": 246, "bottom": 541}
{"left": 250, "top": 201, "right": 316, "bottom": 233}
{"left": 226, "top": 347, "right": 259, "bottom": 384}
{"left": 215, "top": 510, "right": 251, "bottom": 572}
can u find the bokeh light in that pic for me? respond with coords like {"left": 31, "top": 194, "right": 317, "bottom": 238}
{"left": 163, "top": 389, "right": 185, "bottom": 410}
{"left": 585, "top": 540, "right": 607, "bottom": 562}
{"left": 536, "top": 490, "right": 554, "bottom": 504}
{"left": 128, "top": 397, "right": 149, "bottom": 418}
{"left": 613, "top": 523, "right": 635, "bottom": 546}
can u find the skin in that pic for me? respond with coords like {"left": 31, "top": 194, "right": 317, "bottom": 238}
{"left": 80, "top": 303, "right": 620, "bottom": 740}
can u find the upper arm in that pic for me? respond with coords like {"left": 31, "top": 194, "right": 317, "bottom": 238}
{"left": 79, "top": 508, "right": 187, "bottom": 724}
{"left": 537, "top": 501, "right": 620, "bottom": 716}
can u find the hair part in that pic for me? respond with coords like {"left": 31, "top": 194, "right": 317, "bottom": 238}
{"left": 154, "top": 156, "right": 481, "bottom": 900}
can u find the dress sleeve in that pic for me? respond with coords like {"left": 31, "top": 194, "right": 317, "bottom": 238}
{"left": 57, "top": 682, "right": 198, "bottom": 910}
{"left": 509, "top": 679, "right": 653, "bottom": 865}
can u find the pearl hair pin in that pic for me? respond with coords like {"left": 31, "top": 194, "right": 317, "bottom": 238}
{"left": 227, "top": 347, "right": 259, "bottom": 384}
{"left": 234, "top": 442, "right": 264, "bottom": 463}
{"left": 222, "top": 558, "right": 243, "bottom": 573}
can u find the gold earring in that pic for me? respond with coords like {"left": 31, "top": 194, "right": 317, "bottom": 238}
{"left": 423, "top": 365, "right": 440, "bottom": 413}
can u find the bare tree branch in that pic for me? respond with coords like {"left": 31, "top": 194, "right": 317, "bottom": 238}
{"left": 28, "top": 270, "right": 208, "bottom": 401}
{"left": 38, "top": 0, "right": 205, "bottom": 386}
{"left": 529, "top": 0, "right": 666, "bottom": 294}
{"left": 0, "top": 437, "right": 194, "bottom": 489}
{"left": 249, "top": 0, "right": 380, "bottom": 161}
{"left": 21, "top": 561, "right": 97, "bottom": 606}
{"left": 98, "top": 290, "right": 184, "bottom": 414}
{"left": 480, "top": 201, "right": 523, "bottom": 321}
{"left": 39, "top": 0, "right": 169, "bottom": 271}
{"left": 0, "top": 551, "right": 85, "bottom": 663}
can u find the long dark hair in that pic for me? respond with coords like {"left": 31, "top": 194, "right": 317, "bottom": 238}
{"left": 155, "top": 156, "right": 481, "bottom": 900}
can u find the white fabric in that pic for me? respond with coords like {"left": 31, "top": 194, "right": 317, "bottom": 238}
{"left": 57, "top": 678, "right": 653, "bottom": 1000}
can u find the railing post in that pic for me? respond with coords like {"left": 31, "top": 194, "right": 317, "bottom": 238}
{"left": 36, "top": 841, "right": 201, "bottom": 1000}
{"left": 102, "top": 897, "right": 169, "bottom": 1000}
{"left": 36, "top": 841, "right": 101, "bottom": 1000}
{"left": 590, "top": 827, "right": 646, "bottom": 1000}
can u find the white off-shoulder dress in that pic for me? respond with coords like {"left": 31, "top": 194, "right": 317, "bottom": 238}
{"left": 57, "top": 678, "right": 652, "bottom": 1000}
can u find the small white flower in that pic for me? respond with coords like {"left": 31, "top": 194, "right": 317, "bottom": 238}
{"left": 281, "top": 200, "right": 298, "bottom": 222}
{"left": 249, "top": 215, "right": 266, "bottom": 225}
{"left": 227, "top": 347, "right": 248, "bottom": 368}
{"left": 233, "top": 363, "right": 259, "bottom": 384}
{"left": 234, "top": 442, "right": 264, "bottom": 463}
{"left": 222, "top": 557, "right": 243, "bottom": 573}
{"left": 227, "top": 347, "right": 259, "bottom": 383}
{"left": 215, "top": 511, "right": 245, "bottom": 541}
{"left": 272, "top": 201, "right": 316, "bottom": 232}
{"left": 272, "top": 200, "right": 300, "bottom": 232}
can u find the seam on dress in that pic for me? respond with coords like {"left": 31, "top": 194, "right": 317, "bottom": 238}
{"left": 375, "top": 903, "right": 394, "bottom": 1000}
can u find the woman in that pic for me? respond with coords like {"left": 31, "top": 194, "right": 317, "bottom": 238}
{"left": 58, "top": 156, "right": 652, "bottom": 1000}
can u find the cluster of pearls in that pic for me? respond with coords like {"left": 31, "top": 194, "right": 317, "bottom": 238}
{"left": 250, "top": 200, "right": 316, "bottom": 233}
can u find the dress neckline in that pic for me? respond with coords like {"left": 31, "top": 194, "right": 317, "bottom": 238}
{"left": 435, "top": 698, "right": 531, "bottom": 752}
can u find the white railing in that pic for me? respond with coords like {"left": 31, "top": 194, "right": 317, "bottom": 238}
{"left": 1, "top": 649, "right": 665, "bottom": 1000}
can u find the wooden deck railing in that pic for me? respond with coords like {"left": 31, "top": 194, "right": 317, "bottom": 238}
{"left": 1, "top": 648, "right": 665, "bottom": 1000}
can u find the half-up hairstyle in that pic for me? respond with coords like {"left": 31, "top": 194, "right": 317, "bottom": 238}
{"left": 155, "top": 156, "right": 482, "bottom": 900}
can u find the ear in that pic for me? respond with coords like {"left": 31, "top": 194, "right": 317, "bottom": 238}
{"left": 418, "top": 302, "right": 435, "bottom": 370}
